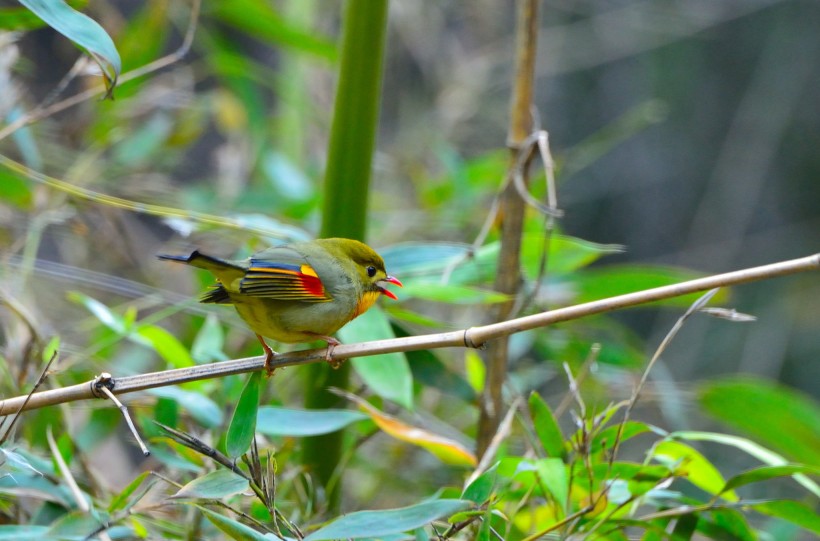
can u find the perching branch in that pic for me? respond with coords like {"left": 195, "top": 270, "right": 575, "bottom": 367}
{"left": 0, "top": 253, "right": 816, "bottom": 416}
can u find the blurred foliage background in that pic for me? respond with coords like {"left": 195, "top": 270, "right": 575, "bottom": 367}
{"left": 0, "top": 0, "right": 818, "bottom": 539}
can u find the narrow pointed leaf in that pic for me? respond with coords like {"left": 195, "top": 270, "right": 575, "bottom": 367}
{"left": 528, "top": 392, "right": 565, "bottom": 459}
{"left": 137, "top": 325, "right": 195, "bottom": 368}
{"left": 652, "top": 441, "right": 735, "bottom": 500}
{"left": 108, "top": 471, "right": 152, "bottom": 513}
{"left": 171, "top": 470, "right": 248, "bottom": 500}
{"left": 256, "top": 406, "right": 367, "bottom": 437}
{"left": 148, "top": 387, "right": 223, "bottom": 429}
{"left": 698, "top": 377, "right": 820, "bottom": 466}
{"left": 721, "top": 464, "right": 820, "bottom": 494}
{"left": 751, "top": 500, "right": 820, "bottom": 534}
{"left": 462, "top": 463, "right": 498, "bottom": 503}
{"left": 191, "top": 313, "right": 228, "bottom": 363}
{"left": 671, "top": 431, "right": 820, "bottom": 498}
{"left": 341, "top": 307, "right": 413, "bottom": 409}
{"left": 198, "top": 506, "right": 284, "bottom": 540}
{"left": 342, "top": 392, "right": 476, "bottom": 467}
{"left": 226, "top": 372, "right": 261, "bottom": 458}
{"left": 304, "top": 499, "right": 471, "bottom": 541}
{"left": 19, "top": 0, "right": 121, "bottom": 92}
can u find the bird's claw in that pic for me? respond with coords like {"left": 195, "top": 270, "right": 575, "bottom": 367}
{"left": 326, "top": 342, "right": 343, "bottom": 369}
{"left": 257, "top": 334, "right": 278, "bottom": 377}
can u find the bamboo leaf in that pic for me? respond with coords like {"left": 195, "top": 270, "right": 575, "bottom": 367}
{"left": 226, "top": 372, "right": 261, "bottom": 458}
{"left": 19, "top": 0, "right": 121, "bottom": 93}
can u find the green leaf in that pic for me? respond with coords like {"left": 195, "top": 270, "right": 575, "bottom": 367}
{"left": 528, "top": 392, "right": 565, "bottom": 459}
{"left": 198, "top": 506, "right": 283, "bottom": 540}
{"left": 406, "top": 347, "right": 476, "bottom": 402}
{"left": 191, "top": 314, "right": 228, "bottom": 363}
{"left": 45, "top": 509, "right": 109, "bottom": 540}
{"left": 401, "top": 282, "right": 509, "bottom": 304}
{"left": 381, "top": 242, "right": 471, "bottom": 277}
{"left": 108, "top": 471, "right": 153, "bottom": 514}
{"left": 256, "top": 406, "right": 367, "bottom": 437}
{"left": 698, "top": 377, "right": 820, "bottom": 466}
{"left": 590, "top": 421, "right": 660, "bottom": 454}
{"left": 112, "top": 113, "right": 174, "bottom": 166}
{"left": 517, "top": 458, "right": 568, "bottom": 510}
{"left": 226, "top": 372, "right": 261, "bottom": 458}
{"left": 721, "top": 464, "right": 820, "bottom": 494}
{"left": 42, "top": 334, "right": 60, "bottom": 362}
{"left": 751, "top": 500, "right": 820, "bottom": 534}
{"left": 0, "top": 170, "right": 33, "bottom": 208}
{"left": 697, "top": 508, "right": 756, "bottom": 541}
{"left": 341, "top": 307, "right": 413, "bottom": 409}
{"left": 462, "top": 463, "right": 498, "bottom": 503}
{"left": 0, "top": 448, "right": 42, "bottom": 475}
{"left": 571, "top": 265, "right": 729, "bottom": 307}
{"left": 68, "top": 291, "right": 126, "bottom": 333}
{"left": 19, "top": 0, "right": 121, "bottom": 92}
{"left": 651, "top": 440, "right": 735, "bottom": 500}
{"left": 303, "top": 499, "right": 472, "bottom": 541}
{"left": 0, "top": 526, "right": 49, "bottom": 540}
{"left": 149, "top": 386, "right": 224, "bottom": 429}
{"left": 672, "top": 430, "right": 820, "bottom": 498}
{"left": 464, "top": 350, "right": 485, "bottom": 394}
{"left": 520, "top": 234, "right": 623, "bottom": 276}
{"left": 209, "top": 0, "right": 336, "bottom": 61}
{"left": 137, "top": 325, "right": 195, "bottom": 368}
{"left": 171, "top": 470, "right": 248, "bottom": 500}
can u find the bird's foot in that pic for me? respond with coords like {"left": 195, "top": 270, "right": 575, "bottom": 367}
{"left": 257, "top": 334, "right": 278, "bottom": 377}
{"left": 315, "top": 336, "right": 342, "bottom": 368}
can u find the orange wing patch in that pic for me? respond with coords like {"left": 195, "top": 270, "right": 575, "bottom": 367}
{"left": 240, "top": 261, "right": 331, "bottom": 301}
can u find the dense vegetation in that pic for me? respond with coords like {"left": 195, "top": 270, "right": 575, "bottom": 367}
{"left": 0, "top": 1, "right": 817, "bottom": 539}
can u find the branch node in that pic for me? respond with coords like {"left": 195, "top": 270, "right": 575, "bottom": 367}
{"left": 91, "top": 372, "right": 115, "bottom": 398}
{"left": 463, "top": 328, "right": 485, "bottom": 349}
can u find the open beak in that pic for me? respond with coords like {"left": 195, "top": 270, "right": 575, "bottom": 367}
{"left": 378, "top": 275, "right": 403, "bottom": 300}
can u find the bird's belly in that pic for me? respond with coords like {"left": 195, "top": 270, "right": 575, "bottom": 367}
{"left": 232, "top": 295, "right": 351, "bottom": 343}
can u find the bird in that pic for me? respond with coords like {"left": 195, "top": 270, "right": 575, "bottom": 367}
{"left": 159, "top": 237, "right": 402, "bottom": 374}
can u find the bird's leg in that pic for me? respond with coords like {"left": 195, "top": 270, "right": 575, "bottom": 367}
{"left": 256, "top": 334, "right": 278, "bottom": 376}
{"left": 307, "top": 334, "right": 343, "bottom": 368}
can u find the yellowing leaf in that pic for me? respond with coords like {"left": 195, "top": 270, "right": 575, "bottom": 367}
{"left": 340, "top": 392, "right": 476, "bottom": 467}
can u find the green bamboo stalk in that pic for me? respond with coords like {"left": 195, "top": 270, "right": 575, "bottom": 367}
{"left": 302, "top": 0, "right": 389, "bottom": 511}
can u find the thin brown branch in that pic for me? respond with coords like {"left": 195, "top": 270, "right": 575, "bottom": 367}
{"left": 0, "top": 253, "right": 816, "bottom": 416}
{"left": 0, "top": 349, "right": 57, "bottom": 445}
{"left": 477, "top": 0, "right": 541, "bottom": 458}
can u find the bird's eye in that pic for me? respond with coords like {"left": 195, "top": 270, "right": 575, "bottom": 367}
{"left": 366, "top": 265, "right": 377, "bottom": 278}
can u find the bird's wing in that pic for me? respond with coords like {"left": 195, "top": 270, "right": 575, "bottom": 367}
{"left": 239, "top": 256, "right": 331, "bottom": 302}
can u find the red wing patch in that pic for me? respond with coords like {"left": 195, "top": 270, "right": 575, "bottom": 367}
{"left": 240, "top": 261, "right": 331, "bottom": 302}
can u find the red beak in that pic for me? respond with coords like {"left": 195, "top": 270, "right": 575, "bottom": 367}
{"left": 378, "top": 275, "right": 403, "bottom": 300}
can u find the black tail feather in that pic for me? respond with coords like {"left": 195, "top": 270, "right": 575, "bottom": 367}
{"left": 200, "top": 284, "right": 232, "bottom": 304}
{"left": 157, "top": 250, "right": 243, "bottom": 271}
{"left": 157, "top": 251, "right": 199, "bottom": 263}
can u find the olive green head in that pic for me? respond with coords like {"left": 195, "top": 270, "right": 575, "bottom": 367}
{"left": 316, "top": 238, "right": 402, "bottom": 299}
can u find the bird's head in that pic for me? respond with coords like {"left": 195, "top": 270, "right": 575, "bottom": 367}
{"left": 320, "top": 238, "right": 403, "bottom": 300}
